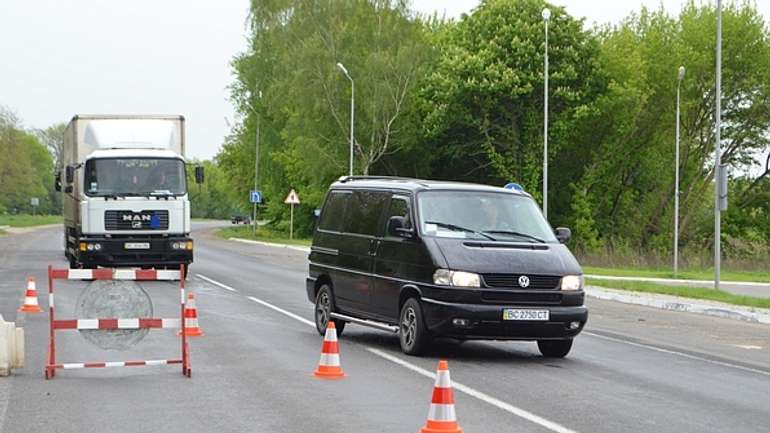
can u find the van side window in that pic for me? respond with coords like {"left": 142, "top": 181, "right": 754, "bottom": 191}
{"left": 347, "top": 191, "right": 389, "bottom": 236}
{"left": 318, "top": 191, "right": 349, "bottom": 232}
{"left": 386, "top": 196, "right": 411, "bottom": 229}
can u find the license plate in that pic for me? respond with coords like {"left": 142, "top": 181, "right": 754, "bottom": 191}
{"left": 124, "top": 242, "right": 150, "bottom": 250}
{"left": 503, "top": 309, "right": 550, "bottom": 321}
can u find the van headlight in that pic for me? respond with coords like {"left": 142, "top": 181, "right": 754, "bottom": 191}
{"left": 433, "top": 269, "right": 481, "bottom": 288}
{"left": 561, "top": 275, "right": 583, "bottom": 291}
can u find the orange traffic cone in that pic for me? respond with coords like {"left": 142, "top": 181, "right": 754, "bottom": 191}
{"left": 177, "top": 292, "right": 203, "bottom": 337}
{"left": 313, "top": 321, "right": 345, "bottom": 379}
{"left": 18, "top": 277, "right": 43, "bottom": 313}
{"left": 419, "top": 360, "right": 463, "bottom": 433}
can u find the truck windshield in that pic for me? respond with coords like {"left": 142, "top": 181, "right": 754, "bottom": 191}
{"left": 417, "top": 191, "right": 557, "bottom": 243}
{"left": 84, "top": 158, "right": 186, "bottom": 197}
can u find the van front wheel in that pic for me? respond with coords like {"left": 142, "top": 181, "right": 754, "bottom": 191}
{"left": 314, "top": 285, "right": 345, "bottom": 337}
{"left": 537, "top": 339, "right": 573, "bottom": 358}
{"left": 399, "top": 298, "right": 430, "bottom": 356}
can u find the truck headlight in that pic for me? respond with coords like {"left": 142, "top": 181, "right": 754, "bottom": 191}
{"left": 433, "top": 269, "right": 481, "bottom": 288}
{"left": 561, "top": 275, "right": 583, "bottom": 291}
{"left": 93, "top": 243, "right": 102, "bottom": 251}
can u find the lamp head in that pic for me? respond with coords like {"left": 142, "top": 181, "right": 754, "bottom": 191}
{"left": 678, "top": 66, "right": 686, "bottom": 81}
{"left": 542, "top": 8, "right": 551, "bottom": 21}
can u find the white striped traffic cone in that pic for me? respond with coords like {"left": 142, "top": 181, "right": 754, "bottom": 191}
{"left": 18, "top": 277, "right": 43, "bottom": 313}
{"left": 177, "top": 292, "right": 203, "bottom": 337}
{"left": 420, "top": 360, "right": 463, "bottom": 433}
{"left": 313, "top": 321, "right": 345, "bottom": 379}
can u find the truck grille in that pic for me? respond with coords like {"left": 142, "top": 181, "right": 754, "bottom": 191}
{"left": 481, "top": 274, "right": 561, "bottom": 290}
{"left": 104, "top": 210, "right": 169, "bottom": 230}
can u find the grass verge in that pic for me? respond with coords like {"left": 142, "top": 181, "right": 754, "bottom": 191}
{"left": 0, "top": 214, "right": 62, "bottom": 227}
{"left": 216, "top": 224, "right": 311, "bottom": 247}
{"left": 587, "top": 278, "right": 770, "bottom": 309}
{"left": 583, "top": 265, "right": 770, "bottom": 284}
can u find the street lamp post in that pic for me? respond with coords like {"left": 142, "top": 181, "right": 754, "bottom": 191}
{"left": 542, "top": 8, "right": 551, "bottom": 219}
{"left": 674, "top": 66, "right": 685, "bottom": 277}
{"left": 336, "top": 62, "right": 354, "bottom": 176}
{"left": 252, "top": 89, "right": 262, "bottom": 234}
{"left": 714, "top": 0, "right": 722, "bottom": 290}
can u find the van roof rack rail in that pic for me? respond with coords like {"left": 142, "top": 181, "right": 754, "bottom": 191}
{"left": 337, "top": 175, "right": 418, "bottom": 183}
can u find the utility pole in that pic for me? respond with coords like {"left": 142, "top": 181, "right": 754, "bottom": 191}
{"left": 542, "top": 8, "right": 551, "bottom": 219}
{"left": 337, "top": 62, "right": 354, "bottom": 176}
{"left": 714, "top": 0, "right": 722, "bottom": 290}
{"left": 253, "top": 89, "right": 262, "bottom": 234}
{"left": 674, "top": 66, "right": 685, "bottom": 277}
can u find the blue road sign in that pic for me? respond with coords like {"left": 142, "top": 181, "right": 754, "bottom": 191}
{"left": 250, "top": 191, "right": 263, "bottom": 204}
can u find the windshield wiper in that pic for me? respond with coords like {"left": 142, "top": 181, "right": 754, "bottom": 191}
{"left": 424, "top": 221, "right": 497, "bottom": 241}
{"left": 483, "top": 230, "right": 545, "bottom": 243}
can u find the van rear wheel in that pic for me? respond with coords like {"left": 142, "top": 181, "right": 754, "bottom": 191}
{"left": 314, "top": 285, "right": 345, "bottom": 337}
{"left": 399, "top": 298, "right": 430, "bottom": 356}
{"left": 537, "top": 339, "right": 573, "bottom": 358}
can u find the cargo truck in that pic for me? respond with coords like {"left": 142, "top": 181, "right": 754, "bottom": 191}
{"left": 56, "top": 115, "right": 203, "bottom": 273}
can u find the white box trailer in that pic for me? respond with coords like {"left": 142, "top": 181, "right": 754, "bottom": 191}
{"left": 58, "top": 115, "right": 203, "bottom": 272}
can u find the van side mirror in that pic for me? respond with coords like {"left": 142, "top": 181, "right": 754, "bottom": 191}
{"left": 555, "top": 227, "right": 571, "bottom": 244}
{"left": 195, "top": 166, "right": 205, "bottom": 184}
{"left": 387, "top": 216, "right": 414, "bottom": 238}
{"left": 313, "top": 209, "right": 321, "bottom": 219}
{"left": 65, "top": 165, "right": 76, "bottom": 184}
{"left": 55, "top": 171, "right": 62, "bottom": 192}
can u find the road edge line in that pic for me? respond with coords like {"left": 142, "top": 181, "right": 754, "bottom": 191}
{"left": 583, "top": 331, "right": 770, "bottom": 378}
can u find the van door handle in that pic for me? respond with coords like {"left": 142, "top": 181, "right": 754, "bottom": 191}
{"left": 368, "top": 239, "right": 380, "bottom": 256}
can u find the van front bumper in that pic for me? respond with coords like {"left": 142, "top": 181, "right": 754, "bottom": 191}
{"left": 420, "top": 297, "right": 588, "bottom": 340}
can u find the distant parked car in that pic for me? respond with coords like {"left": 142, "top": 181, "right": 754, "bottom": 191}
{"left": 231, "top": 215, "right": 251, "bottom": 225}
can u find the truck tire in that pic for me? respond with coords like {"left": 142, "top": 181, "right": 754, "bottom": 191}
{"left": 314, "top": 285, "right": 345, "bottom": 337}
{"left": 399, "top": 298, "right": 431, "bottom": 356}
{"left": 537, "top": 339, "right": 573, "bottom": 358}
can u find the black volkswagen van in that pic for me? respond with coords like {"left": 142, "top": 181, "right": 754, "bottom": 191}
{"left": 306, "top": 176, "right": 588, "bottom": 357}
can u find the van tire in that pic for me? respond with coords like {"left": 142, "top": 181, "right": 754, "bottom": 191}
{"left": 314, "top": 284, "right": 345, "bottom": 337}
{"left": 399, "top": 298, "right": 430, "bottom": 356}
{"left": 537, "top": 339, "right": 573, "bottom": 358}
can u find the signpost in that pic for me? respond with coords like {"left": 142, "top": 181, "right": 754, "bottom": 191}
{"left": 250, "top": 191, "right": 262, "bottom": 234}
{"left": 30, "top": 198, "right": 39, "bottom": 216}
{"left": 284, "top": 189, "right": 300, "bottom": 240}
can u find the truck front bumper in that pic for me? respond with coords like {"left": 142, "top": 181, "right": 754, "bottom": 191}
{"left": 76, "top": 236, "right": 193, "bottom": 268}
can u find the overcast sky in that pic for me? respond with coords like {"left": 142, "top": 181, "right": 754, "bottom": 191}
{"left": 1, "top": 0, "right": 768, "bottom": 160}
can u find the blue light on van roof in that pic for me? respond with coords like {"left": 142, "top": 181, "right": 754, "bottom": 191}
{"left": 503, "top": 182, "right": 525, "bottom": 192}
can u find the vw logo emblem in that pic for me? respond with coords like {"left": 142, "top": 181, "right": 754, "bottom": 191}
{"left": 518, "top": 275, "right": 530, "bottom": 288}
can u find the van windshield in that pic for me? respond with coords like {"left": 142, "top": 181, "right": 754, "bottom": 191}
{"left": 417, "top": 191, "right": 557, "bottom": 243}
{"left": 84, "top": 157, "right": 186, "bottom": 197}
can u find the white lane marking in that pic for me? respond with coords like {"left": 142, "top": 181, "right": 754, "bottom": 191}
{"left": 196, "top": 274, "right": 238, "bottom": 292}
{"left": 367, "top": 348, "right": 578, "bottom": 433}
{"left": 584, "top": 331, "right": 770, "bottom": 378}
{"left": 735, "top": 345, "right": 763, "bottom": 350}
{"left": 246, "top": 296, "right": 316, "bottom": 328}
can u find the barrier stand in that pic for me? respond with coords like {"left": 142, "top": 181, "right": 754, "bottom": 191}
{"left": 45, "top": 265, "right": 191, "bottom": 379}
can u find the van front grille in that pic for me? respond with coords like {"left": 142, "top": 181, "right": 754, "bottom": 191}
{"left": 105, "top": 210, "right": 169, "bottom": 230}
{"left": 480, "top": 291, "right": 562, "bottom": 305}
{"left": 481, "top": 274, "right": 561, "bottom": 290}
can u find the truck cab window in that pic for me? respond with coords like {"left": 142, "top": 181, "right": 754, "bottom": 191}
{"left": 84, "top": 158, "right": 186, "bottom": 197}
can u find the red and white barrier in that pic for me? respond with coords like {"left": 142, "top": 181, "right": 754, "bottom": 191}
{"left": 45, "top": 265, "right": 191, "bottom": 379}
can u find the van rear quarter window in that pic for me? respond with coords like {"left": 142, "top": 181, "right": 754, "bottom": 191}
{"left": 318, "top": 191, "right": 349, "bottom": 232}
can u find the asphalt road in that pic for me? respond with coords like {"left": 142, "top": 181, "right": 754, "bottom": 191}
{"left": 1, "top": 224, "right": 769, "bottom": 433}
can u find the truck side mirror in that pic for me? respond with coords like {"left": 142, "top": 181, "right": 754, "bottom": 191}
{"left": 195, "top": 166, "right": 205, "bottom": 184}
{"left": 65, "top": 165, "right": 76, "bottom": 184}
{"left": 555, "top": 227, "right": 571, "bottom": 244}
{"left": 55, "top": 171, "right": 62, "bottom": 192}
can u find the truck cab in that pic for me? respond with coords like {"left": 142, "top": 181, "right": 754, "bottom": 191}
{"left": 59, "top": 115, "right": 200, "bottom": 271}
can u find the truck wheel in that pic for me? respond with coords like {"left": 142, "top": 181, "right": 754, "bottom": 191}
{"left": 537, "top": 339, "right": 573, "bottom": 358}
{"left": 399, "top": 298, "right": 431, "bottom": 356}
{"left": 314, "top": 285, "right": 345, "bottom": 337}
